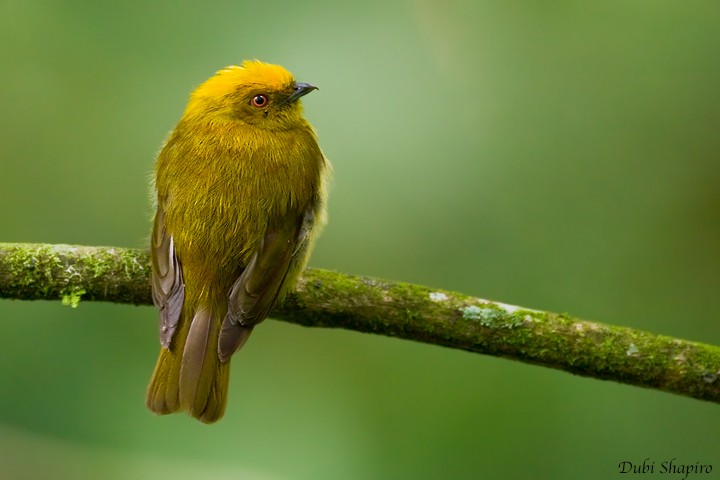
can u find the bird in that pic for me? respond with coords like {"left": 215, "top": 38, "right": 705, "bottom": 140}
{"left": 145, "top": 60, "right": 329, "bottom": 423}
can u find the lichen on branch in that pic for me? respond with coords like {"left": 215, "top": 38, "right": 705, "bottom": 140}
{"left": 1, "top": 242, "right": 719, "bottom": 405}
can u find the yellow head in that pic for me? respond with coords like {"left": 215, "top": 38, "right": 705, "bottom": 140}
{"left": 183, "top": 60, "right": 317, "bottom": 130}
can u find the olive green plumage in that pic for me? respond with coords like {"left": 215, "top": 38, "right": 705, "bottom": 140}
{"left": 146, "top": 60, "right": 329, "bottom": 423}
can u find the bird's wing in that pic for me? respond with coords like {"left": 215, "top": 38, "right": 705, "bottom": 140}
{"left": 217, "top": 208, "right": 316, "bottom": 362}
{"left": 151, "top": 203, "right": 185, "bottom": 348}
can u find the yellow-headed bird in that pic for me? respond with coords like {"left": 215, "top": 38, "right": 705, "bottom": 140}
{"left": 146, "top": 60, "right": 329, "bottom": 423}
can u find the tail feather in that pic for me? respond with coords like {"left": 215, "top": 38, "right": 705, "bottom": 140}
{"left": 199, "top": 363, "right": 230, "bottom": 423}
{"left": 146, "top": 307, "right": 231, "bottom": 424}
{"left": 146, "top": 337, "right": 185, "bottom": 415}
{"left": 146, "top": 355, "right": 173, "bottom": 414}
{"left": 179, "top": 308, "right": 220, "bottom": 418}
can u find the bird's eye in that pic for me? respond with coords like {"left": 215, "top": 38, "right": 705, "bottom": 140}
{"left": 251, "top": 94, "right": 269, "bottom": 108}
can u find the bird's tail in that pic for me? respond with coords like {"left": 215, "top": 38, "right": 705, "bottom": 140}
{"left": 146, "top": 308, "right": 249, "bottom": 423}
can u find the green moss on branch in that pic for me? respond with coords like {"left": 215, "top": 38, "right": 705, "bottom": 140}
{"left": 0, "top": 243, "right": 151, "bottom": 305}
{"left": 1, "top": 242, "right": 719, "bottom": 405}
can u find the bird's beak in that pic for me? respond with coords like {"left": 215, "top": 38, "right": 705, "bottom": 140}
{"left": 285, "top": 82, "right": 318, "bottom": 104}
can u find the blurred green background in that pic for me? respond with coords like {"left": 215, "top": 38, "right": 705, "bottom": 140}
{"left": 1, "top": 0, "right": 719, "bottom": 478}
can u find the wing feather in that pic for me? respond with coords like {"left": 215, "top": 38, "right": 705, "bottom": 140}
{"left": 151, "top": 204, "right": 185, "bottom": 348}
{"left": 217, "top": 208, "right": 315, "bottom": 361}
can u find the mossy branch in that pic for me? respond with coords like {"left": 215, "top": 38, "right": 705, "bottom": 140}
{"left": 1, "top": 242, "right": 719, "bottom": 404}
